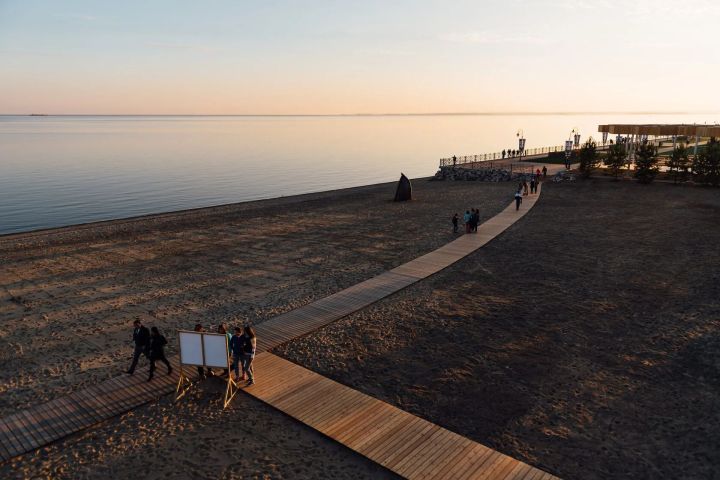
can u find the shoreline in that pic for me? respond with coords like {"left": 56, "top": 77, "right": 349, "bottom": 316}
{"left": 0, "top": 177, "right": 431, "bottom": 245}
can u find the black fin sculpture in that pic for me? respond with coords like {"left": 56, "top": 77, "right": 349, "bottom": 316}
{"left": 394, "top": 173, "right": 412, "bottom": 202}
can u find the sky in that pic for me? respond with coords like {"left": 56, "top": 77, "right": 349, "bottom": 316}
{"left": 1, "top": 0, "right": 719, "bottom": 115}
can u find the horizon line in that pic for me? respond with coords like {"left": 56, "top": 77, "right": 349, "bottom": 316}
{"left": 2, "top": 111, "right": 715, "bottom": 117}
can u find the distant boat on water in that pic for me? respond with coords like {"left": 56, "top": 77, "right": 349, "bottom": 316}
{"left": 29, "top": 113, "right": 48, "bottom": 116}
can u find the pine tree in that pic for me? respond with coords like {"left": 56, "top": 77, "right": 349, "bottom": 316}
{"left": 604, "top": 143, "right": 626, "bottom": 179}
{"left": 578, "top": 137, "right": 599, "bottom": 178}
{"left": 698, "top": 137, "right": 720, "bottom": 186}
{"left": 634, "top": 141, "right": 659, "bottom": 184}
{"left": 667, "top": 143, "right": 689, "bottom": 184}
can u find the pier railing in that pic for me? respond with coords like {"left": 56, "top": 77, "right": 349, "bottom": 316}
{"left": 439, "top": 146, "right": 564, "bottom": 167}
{"left": 439, "top": 136, "right": 677, "bottom": 168}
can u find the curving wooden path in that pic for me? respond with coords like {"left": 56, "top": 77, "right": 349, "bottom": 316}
{"left": 0, "top": 185, "right": 552, "bottom": 479}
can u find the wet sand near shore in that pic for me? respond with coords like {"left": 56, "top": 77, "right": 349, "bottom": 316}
{"left": 0, "top": 178, "right": 510, "bottom": 478}
{"left": 277, "top": 181, "right": 720, "bottom": 480}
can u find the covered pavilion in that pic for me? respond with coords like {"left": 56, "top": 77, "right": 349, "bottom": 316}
{"left": 598, "top": 123, "right": 720, "bottom": 157}
{"left": 598, "top": 124, "right": 720, "bottom": 137}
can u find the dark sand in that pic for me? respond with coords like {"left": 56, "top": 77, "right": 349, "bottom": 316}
{"left": 277, "top": 180, "right": 720, "bottom": 480}
{"left": 0, "top": 178, "right": 510, "bottom": 478}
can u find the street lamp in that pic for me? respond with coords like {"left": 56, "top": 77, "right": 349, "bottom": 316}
{"left": 516, "top": 129, "right": 526, "bottom": 157}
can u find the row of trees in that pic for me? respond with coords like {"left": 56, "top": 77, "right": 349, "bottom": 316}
{"left": 576, "top": 136, "right": 720, "bottom": 186}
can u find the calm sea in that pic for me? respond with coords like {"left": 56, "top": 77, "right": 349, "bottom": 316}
{"left": 1, "top": 113, "right": 717, "bottom": 235}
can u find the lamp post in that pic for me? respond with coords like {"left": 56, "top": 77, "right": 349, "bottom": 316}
{"left": 564, "top": 138, "right": 574, "bottom": 170}
{"left": 517, "top": 129, "right": 526, "bottom": 157}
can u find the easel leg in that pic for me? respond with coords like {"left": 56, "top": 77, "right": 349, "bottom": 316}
{"left": 223, "top": 377, "right": 239, "bottom": 409}
{"left": 175, "top": 365, "right": 193, "bottom": 403}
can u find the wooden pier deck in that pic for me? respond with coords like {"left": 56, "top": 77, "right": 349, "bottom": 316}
{"left": 0, "top": 186, "right": 550, "bottom": 479}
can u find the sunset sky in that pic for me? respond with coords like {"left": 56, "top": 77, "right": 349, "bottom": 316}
{"left": 1, "top": 0, "right": 719, "bottom": 115}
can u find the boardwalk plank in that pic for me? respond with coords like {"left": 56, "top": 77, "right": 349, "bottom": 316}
{"left": 3, "top": 414, "right": 36, "bottom": 453}
{"left": 244, "top": 355, "right": 554, "bottom": 480}
{"left": 0, "top": 419, "right": 25, "bottom": 460}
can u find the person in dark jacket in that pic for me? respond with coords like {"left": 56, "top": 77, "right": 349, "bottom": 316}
{"left": 229, "top": 326, "right": 247, "bottom": 381}
{"left": 194, "top": 324, "right": 212, "bottom": 379}
{"left": 127, "top": 319, "right": 150, "bottom": 375}
{"left": 242, "top": 326, "right": 257, "bottom": 386}
{"left": 147, "top": 326, "right": 172, "bottom": 381}
{"left": 452, "top": 213, "right": 459, "bottom": 233}
{"left": 217, "top": 323, "right": 232, "bottom": 377}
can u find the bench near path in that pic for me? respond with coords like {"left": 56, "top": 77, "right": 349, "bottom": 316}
{"left": 0, "top": 184, "right": 550, "bottom": 479}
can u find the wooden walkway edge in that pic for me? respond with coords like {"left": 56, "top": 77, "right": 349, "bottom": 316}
{"left": 246, "top": 353, "right": 558, "bottom": 480}
{"left": 0, "top": 184, "right": 547, "bottom": 479}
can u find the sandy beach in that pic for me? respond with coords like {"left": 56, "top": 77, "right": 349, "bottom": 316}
{"left": 2, "top": 177, "right": 718, "bottom": 479}
{"left": 0, "top": 177, "right": 510, "bottom": 478}
{"left": 277, "top": 180, "right": 720, "bottom": 480}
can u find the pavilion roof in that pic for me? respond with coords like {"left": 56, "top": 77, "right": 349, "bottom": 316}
{"left": 598, "top": 124, "right": 720, "bottom": 137}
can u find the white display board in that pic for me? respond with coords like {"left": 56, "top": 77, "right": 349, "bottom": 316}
{"left": 203, "top": 333, "right": 229, "bottom": 368}
{"left": 179, "top": 331, "right": 204, "bottom": 366}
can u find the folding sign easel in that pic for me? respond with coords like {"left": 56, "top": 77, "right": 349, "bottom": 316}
{"left": 175, "top": 330, "right": 240, "bottom": 408}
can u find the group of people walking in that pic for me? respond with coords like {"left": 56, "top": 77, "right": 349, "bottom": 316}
{"left": 126, "top": 320, "right": 173, "bottom": 381}
{"left": 194, "top": 323, "right": 257, "bottom": 386}
{"left": 452, "top": 208, "right": 482, "bottom": 234}
{"left": 514, "top": 172, "right": 542, "bottom": 210}
{"left": 126, "top": 319, "right": 257, "bottom": 386}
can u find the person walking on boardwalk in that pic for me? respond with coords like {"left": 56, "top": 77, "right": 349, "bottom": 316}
{"left": 147, "top": 326, "right": 172, "bottom": 381}
{"left": 515, "top": 190, "right": 523, "bottom": 211}
{"left": 452, "top": 154, "right": 457, "bottom": 166}
{"left": 217, "top": 323, "right": 232, "bottom": 377}
{"left": 194, "top": 324, "right": 212, "bottom": 379}
{"left": 452, "top": 213, "right": 459, "bottom": 233}
{"left": 542, "top": 165, "right": 547, "bottom": 178}
{"left": 242, "top": 326, "right": 257, "bottom": 386}
{"left": 229, "top": 326, "right": 247, "bottom": 381}
{"left": 536, "top": 168, "right": 541, "bottom": 179}
{"left": 463, "top": 210, "right": 471, "bottom": 233}
{"left": 471, "top": 208, "right": 479, "bottom": 233}
{"left": 523, "top": 180, "right": 529, "bottom": 196}
{"left": 530, "top": 178, "right": 536, "bottom": 194}
{"left": 126, "top": 319, "right": 150, "bottom": 375}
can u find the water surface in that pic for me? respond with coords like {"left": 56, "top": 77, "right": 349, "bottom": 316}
{"left": 1, "top": 113, "right": 717, "bottom": 234}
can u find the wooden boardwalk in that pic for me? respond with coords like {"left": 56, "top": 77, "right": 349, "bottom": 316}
{"left": 256, "top": 185, "right": 541, "bottom": 352}
{"left": 246, "top": 353, "right": 558, "bottom": 480}
{"left": 0, "top": 356, "right": 182, "bottom": 461}
{"left": 0, "top": 186, "right": 548, "bottom": 479}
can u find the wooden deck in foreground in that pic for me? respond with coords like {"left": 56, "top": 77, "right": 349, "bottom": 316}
{"left": 247, "top": 353, "right": 558, "bottom": 480}
{"left": 0, "top": 186, "right": 551, "bottom": 479}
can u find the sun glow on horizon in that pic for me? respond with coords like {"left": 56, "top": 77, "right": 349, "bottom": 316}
{"left": 1, "top": 0, "right": 719, "bottom": 115}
